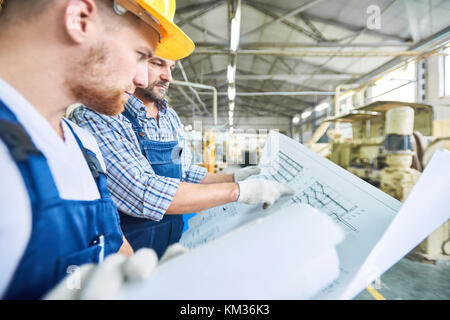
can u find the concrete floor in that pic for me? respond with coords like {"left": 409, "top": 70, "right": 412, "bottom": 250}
{"left": 355, "top": 256, "right": 450, "bottom": 300}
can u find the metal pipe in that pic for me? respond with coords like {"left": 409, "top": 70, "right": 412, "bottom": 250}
{"left": 174, "top": 85, "right": 202, "bottom": 114}
{"left": 191, "top": 49, "right": 421, "bottom": 57}
{"left": 195, "top": 91, "right": 334, "bottom": 96}
{"left": 172, "top": 80, "right": 218, "bottom": 126}
{"left": 200, "top": 73, "right": 360, "bottom": 81}
{"left": 235, "top": 91, "right": 334, "bottom": 96}
{"left": 177, "top": 62, "right": 209, "bottom": 115}
{"left": 195, "top": 41, "right": 415, "bottom": 48}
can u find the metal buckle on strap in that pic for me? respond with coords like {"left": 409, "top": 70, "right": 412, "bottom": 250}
{"left": 113, "top": 0, "right": 162, "bottom": 42}
{"left": 0, "top": 120, "right": 43, "bottom": 162}
{"left": 82, "top": 149, "right": 105, "bottom": 179}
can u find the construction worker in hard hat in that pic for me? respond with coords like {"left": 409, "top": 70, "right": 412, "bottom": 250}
{"left": 70, "top": 55, "right": 294, "bottom": 258}
{"left": 0, "top": 0, "right": 191, "bottom": 300}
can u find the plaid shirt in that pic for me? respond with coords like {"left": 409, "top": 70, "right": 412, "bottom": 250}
{"left": 69, "top": 95, "right": 207, "bottom": 221}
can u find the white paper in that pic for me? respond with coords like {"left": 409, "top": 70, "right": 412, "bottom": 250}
{"left": 182, "top": 131, "right": 402, "bottom": 299}
{"left": 340, "top": 149, "right": 450, "bottom": 299}
{"left": 118, "top": 204, "right": 344, "bottom": 299}
{"left": 118, "top": 132, "right": 449, "bottom": 300}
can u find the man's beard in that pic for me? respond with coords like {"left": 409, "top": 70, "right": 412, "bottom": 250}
{"left": 65, "top": 43, "right": 127, "bottom": 116}
{"left": 136, "top": 82, "right": 168, "bottom": 104}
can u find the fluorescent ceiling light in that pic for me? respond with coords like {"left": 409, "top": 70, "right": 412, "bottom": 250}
{"left": 229, "top": 101, "right": 235, "bottom": 111}
{"left": 315, "top": 102, "right": 329, "bottom": 112}
{"left": 228, "top": 86, "right": 236, "bottom": 101}
{"left": 301, "top": 111, "right": 312, "bottom": 119}
{"left": 227, "top": 64, "right": 236, "bottom": 83}
{"left": 292, "top": 115, "right": 300, "bottom": 124}
{"left": 230, "top": 19, "right": 240, "bottom": 52}
{"left": 230, "top": 3, "right": 241, "bottom": 52}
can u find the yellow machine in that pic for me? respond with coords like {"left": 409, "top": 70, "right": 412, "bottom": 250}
{"left": 309, "top": 101, "right": 450, "bottom": 261}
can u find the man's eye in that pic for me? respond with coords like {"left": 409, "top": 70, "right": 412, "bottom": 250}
{"left": 152, "top": 62, "right": 163, "bottom": 67}
{"left": 137, "top": 52, "right": 147, "bottom": 60}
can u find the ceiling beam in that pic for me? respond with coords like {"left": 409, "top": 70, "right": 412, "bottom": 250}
{"left": 176, "top": 0, "right": 225, "bottom": 27}
{"left": 194, "top": 41, "right": 411, "bottom": 48}
{"left": 199, "top": 73, "right": 360, "bottom": 81}
{"left": 236, "top": 101, "right": 292, "bottom": 118}
{"left": 355, "top": 25, "right": 450, "bottom": 85}
{"left": 250, "top": 54, "right": 347, "bottom": 82}
{"left": 243, "top": 1, "right": 326, "bottom": 42}
{"left": 175, "top": 16, "right": 227, "bottom": 42}
{"left": 303, "top": 13, "right": 410, "bottom": 42}
{"left": 241, "top": 0, "right": 325, "bottom": 39}
{"left": 191, "top": 49, "right": 419, "bottom": 57}
{"left": 246, "top": 1, "right": 411, "bottom": 43}
{"left": 177, "top": 1, "right": 223, "bottom": 15}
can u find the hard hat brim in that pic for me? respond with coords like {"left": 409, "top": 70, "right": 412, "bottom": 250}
{"left": 136, "top": 0, "right": 195, "bottom": 61}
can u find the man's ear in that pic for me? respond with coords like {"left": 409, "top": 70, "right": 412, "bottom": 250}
{"left": 64, "top": 0, "right": 98, "bottom": 44}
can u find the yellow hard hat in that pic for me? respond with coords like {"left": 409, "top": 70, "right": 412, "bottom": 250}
{"left": 113, "top": 0, "right": 195, "bottom": 60}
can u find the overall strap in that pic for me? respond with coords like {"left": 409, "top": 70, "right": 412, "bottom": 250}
{"left": 62, "top": 119, "right": 111, "bottom": 197}
{"left": 122, "top": 108, "right": 147, "bottom": 155}
{"left": 0, "top": 99, "right": 60, "bottom": 204}
{"left": 165, "top": 108, "right": 182, "bottom": 141}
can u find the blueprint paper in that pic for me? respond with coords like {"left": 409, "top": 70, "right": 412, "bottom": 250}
{"left": 118, "top": 131, "right": 449, "bottom": 300}
{"left": 118, "top": 205, "right": 344, "bottom": 299}
{"left": 340, "top": 150, "right": 450, "bottom": 299}
{"left": 181, "top": 131, "right": 402, "bottom": 299}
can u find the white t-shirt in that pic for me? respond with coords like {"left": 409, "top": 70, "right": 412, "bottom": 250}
{"left": 0, "top": 78, "right": 107, "bottom": 298}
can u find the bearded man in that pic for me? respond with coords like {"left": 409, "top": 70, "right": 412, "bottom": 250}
{"left": 70, "top": 55, "right": 294, "bottom": 258}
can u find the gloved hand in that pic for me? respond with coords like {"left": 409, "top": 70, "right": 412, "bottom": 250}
{"left": 233, "top": 166, "right": 261, "bottom": 182}
{"left": 159, "top": 243, "right": 189, "bottom": 264}
{"left": 44, "top": 243, "right": 189, "bottom": 300}
{"left": 237, "top": 179, "right": 294, "bottom": 209}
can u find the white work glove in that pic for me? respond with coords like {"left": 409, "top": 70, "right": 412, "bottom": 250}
{"left": 237, "top": 179, "right": 294, "bottom": 209}
{"left": 233, "top": 166, "right": 261, "bottom": 182}
{"left": 44, "top": 244, "right": 189, "bottom": 300}
{"left": 159, "top": 243, "right": 189, "bottom": 264}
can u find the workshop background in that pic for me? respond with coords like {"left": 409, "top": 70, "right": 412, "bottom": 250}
{"left": 164, "top": 0, "right": 450, "bottom": 300}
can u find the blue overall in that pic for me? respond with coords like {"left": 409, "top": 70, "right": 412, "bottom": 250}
{"left": 0, "top": 100, "right": 123, "bottom": 300}
{"left": 118, "top": 108, "right": 190, "bottom": 258}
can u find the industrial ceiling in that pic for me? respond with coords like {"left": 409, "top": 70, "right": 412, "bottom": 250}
{"left": 168, "top": 0, "right": 450, "bottom": 122}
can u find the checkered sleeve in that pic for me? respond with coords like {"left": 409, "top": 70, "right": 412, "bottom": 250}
{"left": 184, "top": 163, "right": 207, "bottom": 184}
{"left": 69, "top": 107, "right": 180, "bottom": 221}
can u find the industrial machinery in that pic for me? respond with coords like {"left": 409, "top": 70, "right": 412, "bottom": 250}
{"left": 309, "top": 101, "right": 450, "bottom": 261}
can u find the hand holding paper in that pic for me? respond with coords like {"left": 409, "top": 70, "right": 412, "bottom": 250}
{"left": 237, "top": 179, "right": 294, "bottom": 209}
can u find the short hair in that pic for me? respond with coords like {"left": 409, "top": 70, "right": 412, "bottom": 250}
{"left": 0, "top": 0, "right": 140, "bottom": 31}
{"left": 0, "top": 0, "right": 55, "bottom": 22}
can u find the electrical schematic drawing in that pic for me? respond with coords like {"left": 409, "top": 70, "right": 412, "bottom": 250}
{"left": 262, "top": 151, "right": 360, "bottom": 233}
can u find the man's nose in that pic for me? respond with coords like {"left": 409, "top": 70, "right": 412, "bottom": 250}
{"left": 161, "top": 66, "right": 173, "bottom": 83}
{"left": 134, "top": 63, "right": 149, "bottom": 88}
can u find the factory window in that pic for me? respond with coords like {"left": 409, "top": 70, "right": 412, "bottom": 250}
{"left": 441, "top": 45, "right": 450, "bottom": 97}
{"left": 369, "top": 61, "right": 416, "bottom": 103}
{"left": 340, "top": 96, "right": 355, "bottom": 114}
